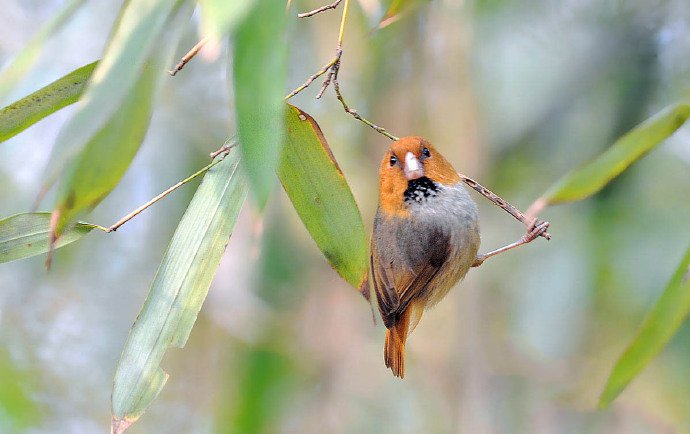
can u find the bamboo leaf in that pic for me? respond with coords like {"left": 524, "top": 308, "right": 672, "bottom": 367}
{"left": 198, "top": 0, "right": 256, "bottom": 40}
{"left": 542, "top": 104, "right": 690, "bottom": 205}
{"left": 278, "top": 105, "right": 368, "bottom": 290}
{"left": 0, "top": 0, "right": 87, "bottom": 102}
{"left": 50, "top": 1, "right": 193, "bottom": 237}
{"left": 51, "top": 59, "right": 158, "bottom": 236}
{"left": 41, "top": 0, "right": 184, "bottom": 209}
{"left": 0, "top": 213, "right": 96, "bottom": 264}
{"left": 599, "top": 246, "right": 690, "bottom": 408}
{"left": 0, "top": 62, "right": 96, "bottom": 144}
{"left": 233, "top": 0, "right": 288, "bottom": 209}
{"left": 111, "top": 149, "right": 248, "bottom": 432}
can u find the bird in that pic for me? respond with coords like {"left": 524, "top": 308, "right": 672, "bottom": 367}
{"left": 370, "top": 136, "right": 481, "bottom": 378}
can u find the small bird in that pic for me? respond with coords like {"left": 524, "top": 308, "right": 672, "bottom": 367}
{"left": 370, "top": 136, "right": 481, "bottom": 378}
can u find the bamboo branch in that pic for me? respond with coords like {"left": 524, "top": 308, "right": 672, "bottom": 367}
{"left": 168, "top": 37, "right": 208, "bottom": 76}
{"left": 459, "top": 173, "right": 551, "bottom": 240}
{"left": 298, "top": 0, "right": 343, "bottom": 18}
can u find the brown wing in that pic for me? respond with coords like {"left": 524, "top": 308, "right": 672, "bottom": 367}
{"left": 370, "top": 230, "right": 451, "bottom": 329}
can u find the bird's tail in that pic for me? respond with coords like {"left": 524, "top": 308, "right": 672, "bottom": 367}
{"left": 384, "top": 309, "right": 410, "bottom": 379}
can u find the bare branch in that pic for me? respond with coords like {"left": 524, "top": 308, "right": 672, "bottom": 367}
{"left": 168, "top": 37, "right": 208, "bottom": 76}
{"left": 459, "top": 174, "right": 551, "bottom": 240}
{"left": 472, "top": 220, "right": 550, "bottom": 267}
{"left": 106, "top": 157, "right": 224, "bottom": 233}
{"left": 298, "top": 0, "right": 343, "bottom": 18}
{"left": 332, "top": 69, "right": 399, "bottom": 140}
{"left": 287, "top": 0, "right": 399, "bottom": 140}
{"left": 285, "top": 55, "right": 339, "bottom": 100}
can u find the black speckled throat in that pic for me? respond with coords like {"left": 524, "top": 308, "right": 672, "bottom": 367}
{"left": 404, "top": 176, "right": 439, "bottom": 204}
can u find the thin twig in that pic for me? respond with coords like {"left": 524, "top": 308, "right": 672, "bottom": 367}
{"left": 332, "top": 66, "right": 399, "bottom": 140}
{"left": 285, "top": 56, "right": 339, "bottom": 100}
{"left": 316, "top": 47, "right": 341, "bottom": 99}
{"left": 210, "top": 139, "right": 237, "bottom": 159}
{"left": 286, "top": 0, "right": 399, "bottom": 140}
{"left": 106, "top": 158, "right": 222, "bottom": 233}
{"left": 471, "top": 220, "right": 550, "bottom": 267}
{"left": 169, "top": 37, "right": 209, "bottom": 76}
{"left": 298, "top": 0, "right": 343, "bottom": 18}
{"left": 459, "top": 174, "right": 551, "bottom": 240}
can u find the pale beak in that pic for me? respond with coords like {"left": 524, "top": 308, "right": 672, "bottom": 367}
{"left": 404, "top": 151, "right": 424, "bottom": 180}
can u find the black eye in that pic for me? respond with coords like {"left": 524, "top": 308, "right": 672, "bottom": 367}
{"left": 389, "top": 154, "right": 398, "bottom": 166}
{"left": 422, "top": 147, "right": 431, "bottom": 158}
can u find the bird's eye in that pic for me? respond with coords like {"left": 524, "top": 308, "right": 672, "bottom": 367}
{"left": 389, "top": 154, "right": 398, "bottom": 166}
{"left": 421, "top": 147, "right": 431, "bottom": 158}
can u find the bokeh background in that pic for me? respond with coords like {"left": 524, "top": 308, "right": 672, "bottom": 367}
{"left": 2, "top": 0, "right": 690, "bottom": 433}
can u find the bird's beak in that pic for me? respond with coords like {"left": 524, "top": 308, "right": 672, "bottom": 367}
{"left": 404, "top": 152, "right": 424, "bottom": 180}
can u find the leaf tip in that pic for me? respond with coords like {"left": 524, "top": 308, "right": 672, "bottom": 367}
{"left": 111, "top": 417, "right": 134, "bottom": 434}
{"left": 597, "top": 398, "right": 611, "bottom": 410}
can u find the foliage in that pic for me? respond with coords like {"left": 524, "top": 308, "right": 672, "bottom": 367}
{"left": 0, "top": 0, "right": 689, "bottom": 432}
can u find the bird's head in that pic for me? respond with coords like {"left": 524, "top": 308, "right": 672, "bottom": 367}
{"left": 378, "top": 136, "right": 460, "bottom": 215}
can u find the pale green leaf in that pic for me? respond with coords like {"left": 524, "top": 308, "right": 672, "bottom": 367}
{"left": 111, "top": 149, "right": 248, "bottom": 430}
{"left": 278, "top": 105, "right": 368, "bottom": 290}
{"left": 543, "top": 104, "right": 690, "bottom": 205}
{"left": 0, "top": 61, "right": 96, "bottom": 144}
{"left": 51, "top": 59, "right": 158, "bottom": 236}
{"left": 198, "top": 0, "right": 256, "bottom": 40}
{"left": 0, "top": 213, "right": 96, "bottom": 264}
{"left": 42, "top": 0, "right": 183, "bottom": 197}
{"left": 0, "top": 0, "right": 87, "bottom": 102}
{"left": 599, "top": 246, "right": 690, "bottom": 408}
{"left": 51, "top": 2, "right": 193, "bottom": 236}
{"left": 233, "top": 0, "right": 288, "bottom": 209}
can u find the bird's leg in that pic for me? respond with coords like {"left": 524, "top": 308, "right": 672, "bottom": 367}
{"left": 472, "top": 220, "right": 550, "bottom": 267}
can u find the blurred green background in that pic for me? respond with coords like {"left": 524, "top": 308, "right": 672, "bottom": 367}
{"left": 1, "top": 0, "right": 690, "bottom": 433}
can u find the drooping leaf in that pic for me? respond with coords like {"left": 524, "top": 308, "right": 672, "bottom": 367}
{"left": 50, "top": 1, "right": 193, "bottom": 237}
{"left": 0, "top": 61, "right": 96, "bottom": 144}
{"left": 0, "top": 0, "right": 87, "bottom": 102}
{"left": 278, "top": 105, "right": 369, "bottom": 291}
{"left": 599, "top": 246, "right": 690, "bottom": 408}
{"left": 542, "top": 104, "right": 690, "bottom": 205}
{"left": 233, "top": 0, "right": 288, "bottom": 209}
{"left": 111, "top": 149, "right": 248, "bottom": 432}
{"left": 198, "top": 0, "right": 256, "bottom": 40}
{"left": 0, "top": 213, "right": 97, "bottom": 264}
{"left": 51, "top": 60, "right": 158, "bottom": 236}
{"left": 41, "top": 0, "right": 184, "bottom": 202}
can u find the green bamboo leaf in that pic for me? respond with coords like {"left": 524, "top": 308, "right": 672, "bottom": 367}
{"left": 543, "top": 104, "right": 690, "bottom": 205}
{"left": 41, "top": 0, "right": 184, "bottom": 204}
{"left": 0, "top": 0, "right": 87, "bottom": 102}
{"left": 0, "top": 61, "right": 96, "bottom": 144}
{"left": 0, "top": 213, "right": 97, "bottom": 264}
{"left": 198, "top": 0, "right": 256, "bottom": 40}
{"left": 278, "top": 105, "right": 368, "bottom": 290}
{"left": 51, "top": 59, "right": 158, "bottom": 236}
{"left": 599, "top": 246, "right": 690, "bottom": 408}
{"left": 50, "top": 2, "right": 193, "bottom": 237}
{"left": 233, "top": 0, "right": 288, "bottom": 209}
{"left": 111, "top": 149, "right": 248, "bottom": 433}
